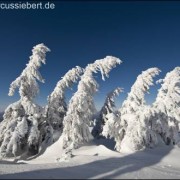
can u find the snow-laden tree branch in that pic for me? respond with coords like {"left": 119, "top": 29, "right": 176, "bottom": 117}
{"left": 47, "top": 66, "right": 83, "bottom": 130}
{"left": 62, "top": 56, "right": 122, "bottom": 150}
{"left": 116, "top": 68, "right": 161, "bottom": 152}
{"left": 152, "top": 67, "right": 180, "bottom": 145}
{"left": 9, "top": 44, "right": 49, "bottom": 99}
{"left": 92, "top": 87, "right": 123, "bottom": 138}
{"left": 0, "top": 43, "right": 50, "bottom": 158}
{"left": 38, "top": 67, "right": 84, "bottom": 154}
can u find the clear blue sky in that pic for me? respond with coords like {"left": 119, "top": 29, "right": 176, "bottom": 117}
{"left": 0, "top": 1, "right": 180, "bottom": 111}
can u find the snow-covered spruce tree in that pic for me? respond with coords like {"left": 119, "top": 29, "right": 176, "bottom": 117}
{"left": 152, "top": 67, "right": 180, "bottom": 146}
{"left": 92, "top": 87, "right": 123, "bottom": 138}
{"left": 0, "top": 43, "right": 50, "bottom": 158}
{"left": 45, "top": 66, "right": 83, "bottom": 142}
{"left": 62, "top": 56, "right": 122, "bottom": 150}
{"left": 115, "top": 68, "right": 160, "bottom": 153}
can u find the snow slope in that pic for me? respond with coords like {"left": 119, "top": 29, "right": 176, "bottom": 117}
{"left": 1, "top": 139, "right": 180, "bottom": 179}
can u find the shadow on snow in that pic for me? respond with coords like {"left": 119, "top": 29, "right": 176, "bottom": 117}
{"left": 0, "top": 145, "right": 174, "bottom": 179}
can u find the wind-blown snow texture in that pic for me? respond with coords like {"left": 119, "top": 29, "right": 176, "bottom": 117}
{"left": 0, "top": 43, "right": 50, "bottom": 158}
{"left": 0, "top": 43, "right": 180, "bottom": 179}
{"left": 62, "top": 56, "right": 122, "bottom": 151}
{"left": 39, "top": 66, "right": 84, "bottom": 149}
{"left": 47, "top": 66, "right": 83, "bottom": 134}
{"left": 114, "top": 68, "right": 161, "bottom": 153}
{"left": 152, "top": 67, "right": 180, "bottom": 146}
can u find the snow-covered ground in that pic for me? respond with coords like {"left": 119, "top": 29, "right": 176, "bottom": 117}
{"left": 1, "top": 139, "right": 180, "bottom": 179}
